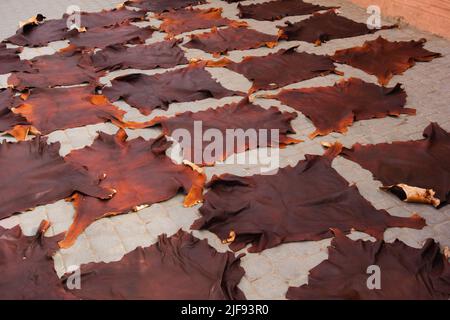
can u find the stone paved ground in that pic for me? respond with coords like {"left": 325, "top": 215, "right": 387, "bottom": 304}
{"left": 0, "top": 0, "right": 449, "bottom": 300}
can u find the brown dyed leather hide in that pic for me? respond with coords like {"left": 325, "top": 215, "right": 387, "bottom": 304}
{"left": 271, "top": 77, "right": 415, "bottom": 138}
{"left": 148, "top": 97, "right": 301, "bottom": 165}
{"left": 5, "top": 18, "right": 68, "bottom": 47}
{"left": 5, "top": 7, "right": 146, "bottom": 47}
{"left": 213, "top": 46, "right": 337, "bottom": 93}
{"left": 62, "top": 230, "right": 246, "bottom": 300}
{"left": 0, "top": 221, "right": 75, "bottom": 300}
{"left": 191, "top": 144, "right": 425, "bottom": 252}
{"left": 124, "top": 0, "right": 207, "bottom": 12}
{"left": 12, "top": 86, "right": 129, "bottom": 135}
{"left": 60, "top": 131, "right": 206, "bottom": 248}
{"left": 332, "top": 37, "right": 442, "bottom": 85}
{"left": 184, "top": 26, "right": 278, "bottom": 56}
{"left": 91, "top": 39, "right": 188, "bottom": 72}
{"left": 68, "top": 24, "right": 155, "bottom": 49}
{"left": 0, "top": 43, "right": 31, "bottom": 75}
{"left": 287, "top": 230, "right": 450, "bottom": 300}
{"left": 341, "top": 123, "right": 450, "bottom": 208}
{"left": 103, "top": 63, "right": 244, "bottom": 116}
{"left": 279, "top": 10, "right": 393, "bottom": 44}
{"left": 238, "top": 0, "right": 334, "bottom": 21}
{"left": 8, "top": 50, "right": 101, "bottom": 90}
{"left": 156, "top": 7, "right": 236, "bottom": 36}
{"left": 0, "top": 88, "right": 31, "bottom": 140}
{"left": 62, "top": 6, "right": 146, "bottom": 29}
{"left": 0, "top": 137, "right": 114, "bottom": 221}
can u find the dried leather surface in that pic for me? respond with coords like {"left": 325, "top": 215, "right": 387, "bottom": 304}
{"left": 5, "top": 7, "right": 146, "bottom": 47}
{"left": 238, "top": 0, "right": 334, "bottom": 21}
{"left": 68, "top": 24, "right": 155, "bottom": 49}
{"left": 271, "top": 77, "right": 415, "bottom": 138}
{"left": 0, "top": 88, "right": 31, "bottom": 140}
{"left": 342, "top": 123, "right": 450, "bottom": 208}
{"left": 184, "top": 26, "right": 278, "bottom": 56}
{"left": 287, "top": 230, "right": 450, "bottom": 300}
{"left": 148, "top": 98, "right": 301, "bottom": 165}
{"left": 213, "top": 46, "right": 337, "bottom": 93}
{"left": 156, "top": 7, "right": 235, "bottom": 36}
{"left": 0, "top": 43, "right": 31, "bottom": 75}
{"left": 61, "top": 131, "right": 206, "bottom": 248}
{"left": 103, "top": 63, "right": 243, "bottom": 116}
{"left": 62, "top": 230, "right": 246, "bottom": 300}
{"left": 5, "top": 18, "right": 68, "bottom": 47}
{"left": 332, "top": 37, "right": 442, "bottom": 85}
{"left": 62, "top": 6, "right": 146, "bottom": 29}
{"left": 125, "top": 0, "right": 207, "bottom": 12}
{"left": 0, "top": 221, "right": 75, "bottom": 300}
{"left": 191, "top": 144, "right": 425, "bottom": 252}
{"left": 0, "top": 137, "right": 113, "bottom": 221}
{"left": 279, "top": 10, "right": 392, "bottom": 44}
{"left": 91, "top": 39, "right": 188, "bottom": 72}
{"left": 12, "top": 86, "right": 130, "bottom": 135}
{"left": 8, "top": 50, "right": 101, "bottom": 90}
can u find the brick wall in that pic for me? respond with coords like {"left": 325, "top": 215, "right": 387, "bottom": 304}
{"left": 349, "top": 0, "right": 450, "bottom": 39}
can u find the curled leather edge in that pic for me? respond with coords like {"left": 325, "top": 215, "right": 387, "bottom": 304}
{"left": 3, "top": 124, "right": 40, "bottom": 141}
{"left": 182, "top": 159, "right": 206, "bottom": 207}
{"left": 222, "top": 230, "right": 236, "bottom": 244}
{"left": 19, "top": 13, "right": 46, "bottom": 29}
{"left": 381, "top": 183, "right": 441, "bottom": 207}
{"left": 321, "top": 141, "right": 440, "bottom": 207}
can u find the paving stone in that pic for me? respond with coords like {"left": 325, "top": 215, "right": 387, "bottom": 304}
{"left": 84, "top": 219, "right": 127, "bottom": 263}
{"left": 18, "top": 207, "right": 49, "bottom": 236}
{"left": 0, "top": 0, "right": 449, "bottom": 300}
{"left": 144, "top": 212, "right": 179, "bottom": 239}
{"left": 262, "top": 244, "right": 295, "bottom": 263}
{"left": 0, "top": 215, "right": 20, "bottom": 229}
{"left": 240, "top": 254, "right": 274, "bottom": 282}
{"left": 44, "top": 200, "right": 74, "bottom": 223}
{"left": 64, "top": 126, "right": 96, "bottom": 150}
{"left": 110, "top": 213, "right": 155, "bottom": 252}
{"left": 284, "top": 239, "right": 331, "bottom": 258}
{"left": 53, "top": 252, "right": 67, "bottom": 277}
{"left": 272, "top": 256, "right": 305, "bottom": 281}
{"left": 237, "top": 277, "right": 261, "bottom": 300}
{"left": 166, "top": 205, "right": 201, "bottom": 231}
{"left": 251, "top": 274, "right": 289, "bottom": 300}
{"left": 60, "top": 234, "right": 96, "bottom": 271}
{"left": 137, "top": 203, "right": 168, "bottom": 223}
